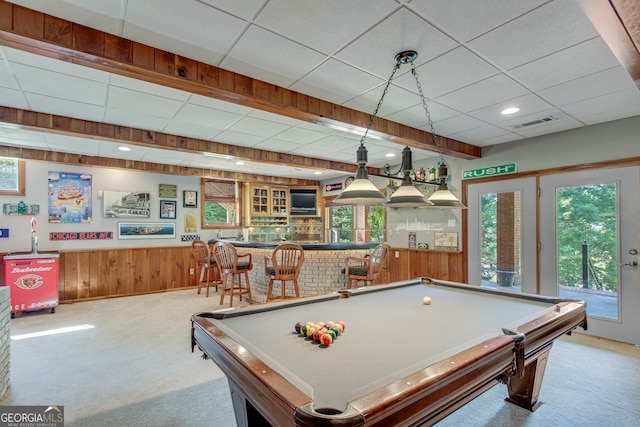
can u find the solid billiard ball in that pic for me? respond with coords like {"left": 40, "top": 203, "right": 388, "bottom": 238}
{"left": 313, "top": 330, "right": 323, "bottom": 342}
{"left": 325, "top": 321, "right": 335, "bottom": 327}
{"left": 320, "top": 333, "right": 333, "bottom": 346}
{"left": 295, "top": 322, "right": 304, "bottom": 333}
{"left": 423, "top": 296, "right": 432, "bottom": 305}
{"left": 330, "top": 327, "right": 341, "bottom": 337}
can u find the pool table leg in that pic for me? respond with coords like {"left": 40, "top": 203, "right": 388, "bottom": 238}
{"left": 504, "top": 343, "right": 552, "bottom": 411}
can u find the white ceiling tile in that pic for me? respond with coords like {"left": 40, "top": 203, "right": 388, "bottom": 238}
{"left": 468, "top": 93, "right": 555, "bottom": 124}
{"left": 394, "top": 47, "right": 500, "bottom": 99}
{"left": 99, "top": 143, "right": 150, "bottom": 160}
{"left": 343, "top": 83, "right": 422, "bottom": 119}
{"left": 187, "top": 94, "right": 254, "bottom": 115}
{"left": 269, "top": 126, "right": 329, "bottom": 144}
{"left": 0, "top": 87, "right": 29, "bottom": 109}
{"left": 4, "top": 46, "right": 109, "bottom": 83}
{"left": 172, "top": 103, "right": 243, "bottom": 129}
{"left": 227, "top": 117, "right": 291, "bottom": 138}
{"left": 448, "top": 124, "right": 511, "bottom": 143}
{"left": 426, "top": 114, "right": 486, "bottom": 136}
{"left": 247, "top": 110, "right": 302, "bottom": 127}
{"left": 469, "top": 0, "right": 599, "bottom": 70}
{"left": 435, "top": 74, "right": 530, "bottom": 113}
{"left": 292, "top": 59, "right": 383, "bottom": 106}
{"left": 24, "top": 93, "right": 107, "bottom": 122}
{"left": 122, "top": 0, "right": 247, "bottom": 65}
{"left": 384, "top": 100, "right": 460, "bottom": 128}
{"left": 197, "top": 0, "right": 265, "bottom": 20}
{"left": 12, "top": 64, "right": 108, "bottom": 106}
{"left": 336, "top": 8, "right": 458, "bottom": 78}
{"left": 222, "top": 25, "right": 328, "bottom": 88}
{"left": 9, "top": 0, "right": 125, "bottom": 34}
{"left": 0, "top": 59, "right": 19, "bottom": 90}
{"left": 104, "top": 108, "right": 170, "bottom": 131}
{"left": 44, "top": 134, "right": 101, "bottom": 156}
{"left": 509, "top": 38, "right": 621, "bottom": 90}
{"left": 107, "top": 86, "right": 183, "bottom": 119}
{"left": 109, "top": 75, "right": 190, "bottom": 101}
{"left": 254, "top": 139, "right": 304, "bottom": 152}
{"left": 411, "top": 0, "right": 548, "bottom": 42}
{"left": 561, "top": 89, "right": 640, "bottom": 125}
{"left": 0, "top": 127, "right": 46, "bottom": 143}
{"left": 162, "top": 121, "right": 223, "bottom": 141}
{"left": 538, "top": 66, "right": 638, "bottom": 107}
{"left": 255, "top": 0, "right": 399, "bottom": 54}
{"left": 213, "top": 130, "right": 264, "bottom": 147}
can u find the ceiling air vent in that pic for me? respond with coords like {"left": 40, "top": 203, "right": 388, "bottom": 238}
{"left": 511, "top": 116, "right": 557, "bottom": 129}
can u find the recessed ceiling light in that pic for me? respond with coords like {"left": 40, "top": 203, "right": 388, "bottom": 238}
{"left": 235, "top": 161, "right": 245, "bottom": 166}
{"left": 501, "top": 107, "right": 520, "bottom": 115}
{"left": 385, "top": 153, "right": 396, "bottom": 158}
{"left": 314, "top": 171, "right": 322, "bottom": 175}
{"left": 118, "top": 146, "right": 131, "bottom": 151}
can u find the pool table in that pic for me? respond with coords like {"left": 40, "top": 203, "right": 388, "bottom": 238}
{"left": 191, "top": 278, "right": 587, "bottom": 426}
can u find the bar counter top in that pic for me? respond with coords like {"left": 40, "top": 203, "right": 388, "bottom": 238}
{"left": 207, "top": 239, "right": 377, "bottom": 251}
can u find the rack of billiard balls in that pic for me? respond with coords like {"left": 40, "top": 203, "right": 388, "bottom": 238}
{"left": 294, "top": 320, "right": 346, "bottom": 347}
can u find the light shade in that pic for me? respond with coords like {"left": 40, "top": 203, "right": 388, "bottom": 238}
{"left": 427, "top": 183, "right": 467, "bottom": 209}
{"left": 335, "top": 145, "right": 387, "bottom": 205}
{"left": 384, "top": 176, "right": 432, "bottom": 208}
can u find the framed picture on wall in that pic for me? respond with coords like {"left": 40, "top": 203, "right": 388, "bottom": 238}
{"left": 183, "top": 190, "right": 197, "bottom": 208}
{"left": 159, "top": 184, "right": 177, "bottom": 198}
{"left": 160, "top": 200, "right": 176, "bottom": 219}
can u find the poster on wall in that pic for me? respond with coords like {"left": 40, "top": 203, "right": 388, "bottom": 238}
{"left": 103, "top": 191, "right": 151, "bottom": 218}
{"left": 48, "top": 172, "right": 92, "bottom": 223}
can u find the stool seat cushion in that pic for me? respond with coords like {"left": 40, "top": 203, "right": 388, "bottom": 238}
{"left": 345, "top": 265, "right": 368, "bottom": 276}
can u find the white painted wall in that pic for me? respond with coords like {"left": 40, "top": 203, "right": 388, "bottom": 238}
{"left": 1, "top": 164, "right": 206, "bottom": 253}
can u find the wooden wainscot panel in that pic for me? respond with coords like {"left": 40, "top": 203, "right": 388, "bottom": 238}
{"left": 388, "top": 248, "right": 464, "bottom": 283}
{"left": 58, "top": 246, "right": 195, "bottom": 302}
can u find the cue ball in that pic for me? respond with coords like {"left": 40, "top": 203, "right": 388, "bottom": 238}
{"left": 423, "top": 296, "right": 432, "bottom": 305}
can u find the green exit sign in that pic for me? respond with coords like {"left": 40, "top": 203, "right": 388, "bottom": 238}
{"left": 462, "top": 163, "right": 517, "bottom": 180}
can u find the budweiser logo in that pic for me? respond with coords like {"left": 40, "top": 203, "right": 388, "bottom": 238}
{"left": 11, "top": 266, "right": 53, "bottom": 273}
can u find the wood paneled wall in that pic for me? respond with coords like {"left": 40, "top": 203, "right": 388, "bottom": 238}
{"left": 58, "top": 246, "right": 194, "bottom": 302}
{"left": 2, "top": 246, "right": 464, "bottom": 303}
{"left": 386, "top": 248, "right": 465, "bottom": 283}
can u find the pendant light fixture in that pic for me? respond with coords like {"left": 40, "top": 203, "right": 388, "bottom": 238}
{"left": 336, "top": 50, "right": 465, "bottom": 208}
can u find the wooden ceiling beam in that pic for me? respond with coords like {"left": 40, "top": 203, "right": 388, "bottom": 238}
{"left": 0, "top": 0, "right": 481, "bottom": 160}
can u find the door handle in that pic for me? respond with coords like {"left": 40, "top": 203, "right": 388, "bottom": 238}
{"left": 620, "top": 260, "right": 638, "bottom": 268}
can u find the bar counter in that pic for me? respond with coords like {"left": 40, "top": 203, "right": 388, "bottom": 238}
{"left": 207, "top": 239, "right": 379, "bottom": 300}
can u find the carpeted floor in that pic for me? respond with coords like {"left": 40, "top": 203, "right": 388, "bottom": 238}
{"left": 1, "top": 289, "right": 638, "bottom": 426}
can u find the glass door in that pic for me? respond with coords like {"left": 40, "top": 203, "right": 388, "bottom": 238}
{"left": 540, "top": 166, "right": 639, "bottom": 344}
{"left": 467, "top": 178, "right": 538, "bottom": 293}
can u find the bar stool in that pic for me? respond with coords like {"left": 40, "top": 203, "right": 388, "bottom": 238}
{"left": 211, "top": 241, "right": 253, "bottom": 307}
{"left": 191, "top": 240, "right": 221, "bottom": 297}
{"left": 343, "top": 243, "right": 389, "bottom": 288}
{"left": 264, "top": 243, "right": 305, "bottom": 301}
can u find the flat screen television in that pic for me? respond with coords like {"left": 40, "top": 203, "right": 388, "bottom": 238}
{"left": 289, "top": 189, "right": 317, "bottom": 216}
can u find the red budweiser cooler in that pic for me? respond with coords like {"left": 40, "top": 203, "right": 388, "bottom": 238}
{"left": 2, "top": 253, "right": 60, "bottom": 317}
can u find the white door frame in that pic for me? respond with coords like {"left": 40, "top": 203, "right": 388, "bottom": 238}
{"left": 539, "top": 166, "right": 640, "bottom": 345}
{"left": 467, "top": 177, "right": 538, "bottom": 293}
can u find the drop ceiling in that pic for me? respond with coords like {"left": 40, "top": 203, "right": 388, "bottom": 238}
{"left": 0, "top": 0, "right": 639, "bottom": 182}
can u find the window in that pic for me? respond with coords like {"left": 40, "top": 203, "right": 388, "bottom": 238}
{"left": 0, "top": 158, "right": 25, "bottom": 196}
{"left": 201, "top": 178, "right": 241, "bottom": 228}
{"left": 325, "top": 199, "right": 386, "bottom": 243}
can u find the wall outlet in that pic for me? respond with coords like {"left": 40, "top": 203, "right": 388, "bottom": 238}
{"left": 448, "top": 219, "right": 456, "bottom": 227}
{"left": 395, "top": 251, "right": 400, "bottom": 258}
{"left": 189, "top": 268, "right": 195, "bottom": 275}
